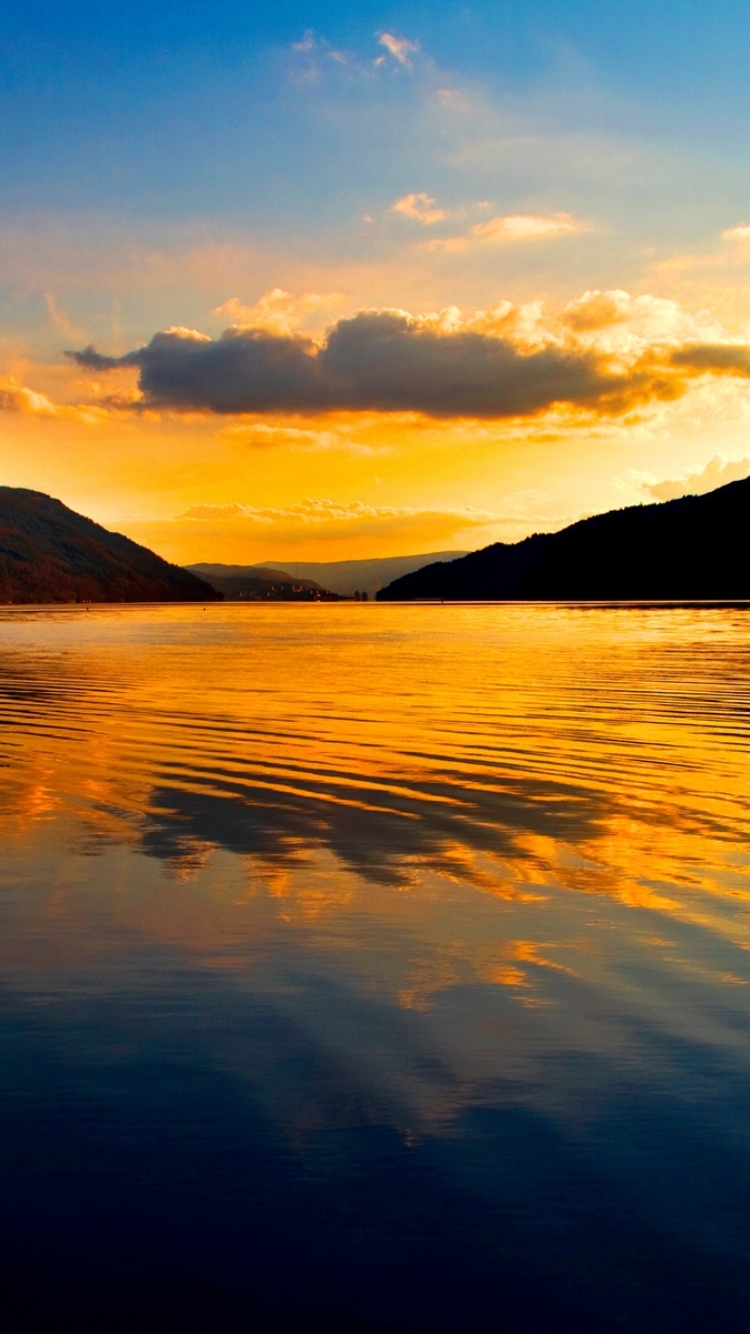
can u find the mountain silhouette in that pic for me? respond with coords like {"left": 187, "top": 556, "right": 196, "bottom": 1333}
{"left": 377, "top": 476, "right": 750, "bottom": 601}
{"left": 191, "top": 567, "right": 342, "bottom": 601}
{"left": 0, "top": 488, "right": 220, "bottom": 603}
{"left": 188, "top": 552, "right": 469, "bottom": 598}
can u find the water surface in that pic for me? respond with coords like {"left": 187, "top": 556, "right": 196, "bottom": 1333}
{"left": 1, "top": 603, "right": 749, "bottom": 1331}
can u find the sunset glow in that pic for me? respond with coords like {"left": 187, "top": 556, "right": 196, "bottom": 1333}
{"left": 3, "top": 4, "right": 750, "bottom": 562}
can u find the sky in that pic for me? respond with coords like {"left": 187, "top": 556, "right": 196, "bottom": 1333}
{"left": 3, "top": 0, "right": 750, "bottom": 563}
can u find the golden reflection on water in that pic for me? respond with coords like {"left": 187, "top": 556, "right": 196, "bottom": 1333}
{"left": 0, "top": 602, "right": 749, "bottom": 1036}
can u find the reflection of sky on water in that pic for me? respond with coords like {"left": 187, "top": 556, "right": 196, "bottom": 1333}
{"left": 1, "top": 604, "right": 750, "bottom": 1329}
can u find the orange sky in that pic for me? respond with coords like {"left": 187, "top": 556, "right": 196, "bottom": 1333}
{"left": 3, "top": 20, "right": 750, "bottom": 563}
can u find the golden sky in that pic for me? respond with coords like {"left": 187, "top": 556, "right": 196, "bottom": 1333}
{"left": 3, "top": 14, "right": 750, "bottom": 562}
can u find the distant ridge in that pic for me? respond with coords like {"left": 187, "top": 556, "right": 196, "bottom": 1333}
{"left": 377, "top": 478, "right": 750, "bottom": 601}
{"left": 0, "top": 488, "right": 220, "bottom": 604}
{"left": 188, "top": 566, "right": 341, "bottom": 601}
{"left": 188, "top": 552, "right": 469, "bottom": 598}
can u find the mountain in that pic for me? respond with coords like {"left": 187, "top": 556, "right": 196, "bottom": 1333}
{"left": 0, "top": 488, "right": 220, "bottom": 604}
{"left": 188, "top": 552, "right": 469, "bottom": 599}
{"left": 377, "top": 477, "right": 750, "bottom": 601}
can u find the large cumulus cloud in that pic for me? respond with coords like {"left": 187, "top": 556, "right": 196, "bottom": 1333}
{"left": 65, "top": 308, "right": 750, "bottom": 421}
{"left": 67, "top": 311, "right": 689, "bottom": 419}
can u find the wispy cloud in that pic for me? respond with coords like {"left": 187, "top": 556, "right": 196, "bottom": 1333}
{"left": 652, "top": 222, "right": 750, "bottom": 280}
{"left": 44, "top": 293, "right": 85, "bottom": 342}
{"left": 218, "top": 421, "right": 384, "bottom": 455}
{"left": 0, "top": 377, "right": 57, "bottom": 415}
{"left": 425, "top": 211, "right": 587, "bottom": 252}
{"left": 174, "top": 497, "right": 500, "bottom": 546}
{"left": 377, "top": 33, "right": 420, "bottom": 68}
{"left": 471, "top": 212, "right": 584, "bottom": 243}
{"left": 0, "top": 375, "right": 106, "bottom": 423}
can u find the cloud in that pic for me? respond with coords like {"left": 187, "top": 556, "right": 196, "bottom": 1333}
{"left": 219, "top": 422, "right": 378, "bottom": 453}
{"left": 0, "top": 374, "right": 110, "bottom": 424}
{"left": 559, "top": 291, "right": 729, "bottom": 351}
{"left": 651, "top": 223, "right": 750, "bottom": 287}
{"left": 212, "top": 288, "right": 342, "bottom": 335}
{"left": 0, "top": 377, "right": 57, "bottom": 415}
{"left": 62, "top": 310, "right": 666, "bottom": 419}
{"left": 722, "top": 224, "right": 750, "bottom": 245}
{"left": 377, "top": 32, "right": 420, "bottom": 68}
{"left": 471, "top": 212, "right": 584, "bottom": 243}
{"left": 671, "top": 343, "right": 750, "bottom": 375}
{"left": 175, "top": 498, "right": 500, "bottom": 545}
{"left": 640, "top": 453, "right": 750, "bottom": 502}
{"left": 562, "top": 290, "right": 630, "bottom": 331}
{"left": 44, "top": 293, "right": 84, "bottom": 342}
{"left": 390, "top": 193, "right": 447, "bottom": 224}
{"left": 66, "top": 293, "right": 750, "bottom": 423}
{"left": 425, "top": 211, "right": 587, "bottom": 252}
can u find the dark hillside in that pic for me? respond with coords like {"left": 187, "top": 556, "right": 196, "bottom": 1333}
{"left": 0, "top": 488, "right": 220, "bottom": 603}
{"left": 378, "top": 476, "right": 750, "bottom": 601}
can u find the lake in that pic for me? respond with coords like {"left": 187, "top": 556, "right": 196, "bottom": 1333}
{"left": 1, "top": 602, "right": 749, "bottom": 1332}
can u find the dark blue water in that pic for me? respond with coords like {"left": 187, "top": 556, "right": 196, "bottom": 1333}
{"left": 1, "top": 603, "right": 749, "bottom": 1331}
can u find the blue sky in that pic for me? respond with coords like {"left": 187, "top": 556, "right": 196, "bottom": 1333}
{"left": 3, "top": 1, "right": 750, "bottom": 561}
{"left": 3, "top": 1, "right": 750, "bottom": 223}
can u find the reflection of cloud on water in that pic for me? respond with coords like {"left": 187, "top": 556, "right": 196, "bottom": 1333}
{"left": 1, "top": 606, "right": 749, "bottom": 944}
{"left": 140, "top": 765, "right": 605, "bottom": 890}
{"left": 3, "top": 609, "right": 750, "bottom": 1331}
{"left": 135, "top": 768, "right": 750, "bottom": 937}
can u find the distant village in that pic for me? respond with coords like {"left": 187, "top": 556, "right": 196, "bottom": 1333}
{"left": 197, "top": 573, "right": 369, "bottom": 602}
{"left": 226, "top": 580, "right": 369, "bottom": 602}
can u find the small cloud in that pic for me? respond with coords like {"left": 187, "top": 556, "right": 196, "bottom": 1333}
{"left": 652, "top": 223, "right": 750, "bottom": 278}
{"left": 212, "top": 289, "right": 342, "bottom": 336}
{"left": 0, "top": 376, "right": 57, "bottom": 415}
{"left": 390, "top": 193, "right": 447, "bottom": 225}
{"left": 181, "top": 503, "right": 249, "bottom": 521}
{"left": 291, "top": 31, "right": 315, "bottom": 52}
{"left": 640, "top": 453, "right": 750, "bottom": 502}
{"left": 722, "top": 223, "right": 750, "bottom": 245}
{"left": 471, "top": 212, "right": 584, "bottom": 243}
{"left": 377, "top": 32, "right": 420, "bottom": 68}
{"left": 425, "top": 211, "right": 587, "bottom": 253}
{"left": 0, "top": 374, "right": 109, "bottom": 424}
{"left": 422, "top": 235, "right": 468, "bottom": 254}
